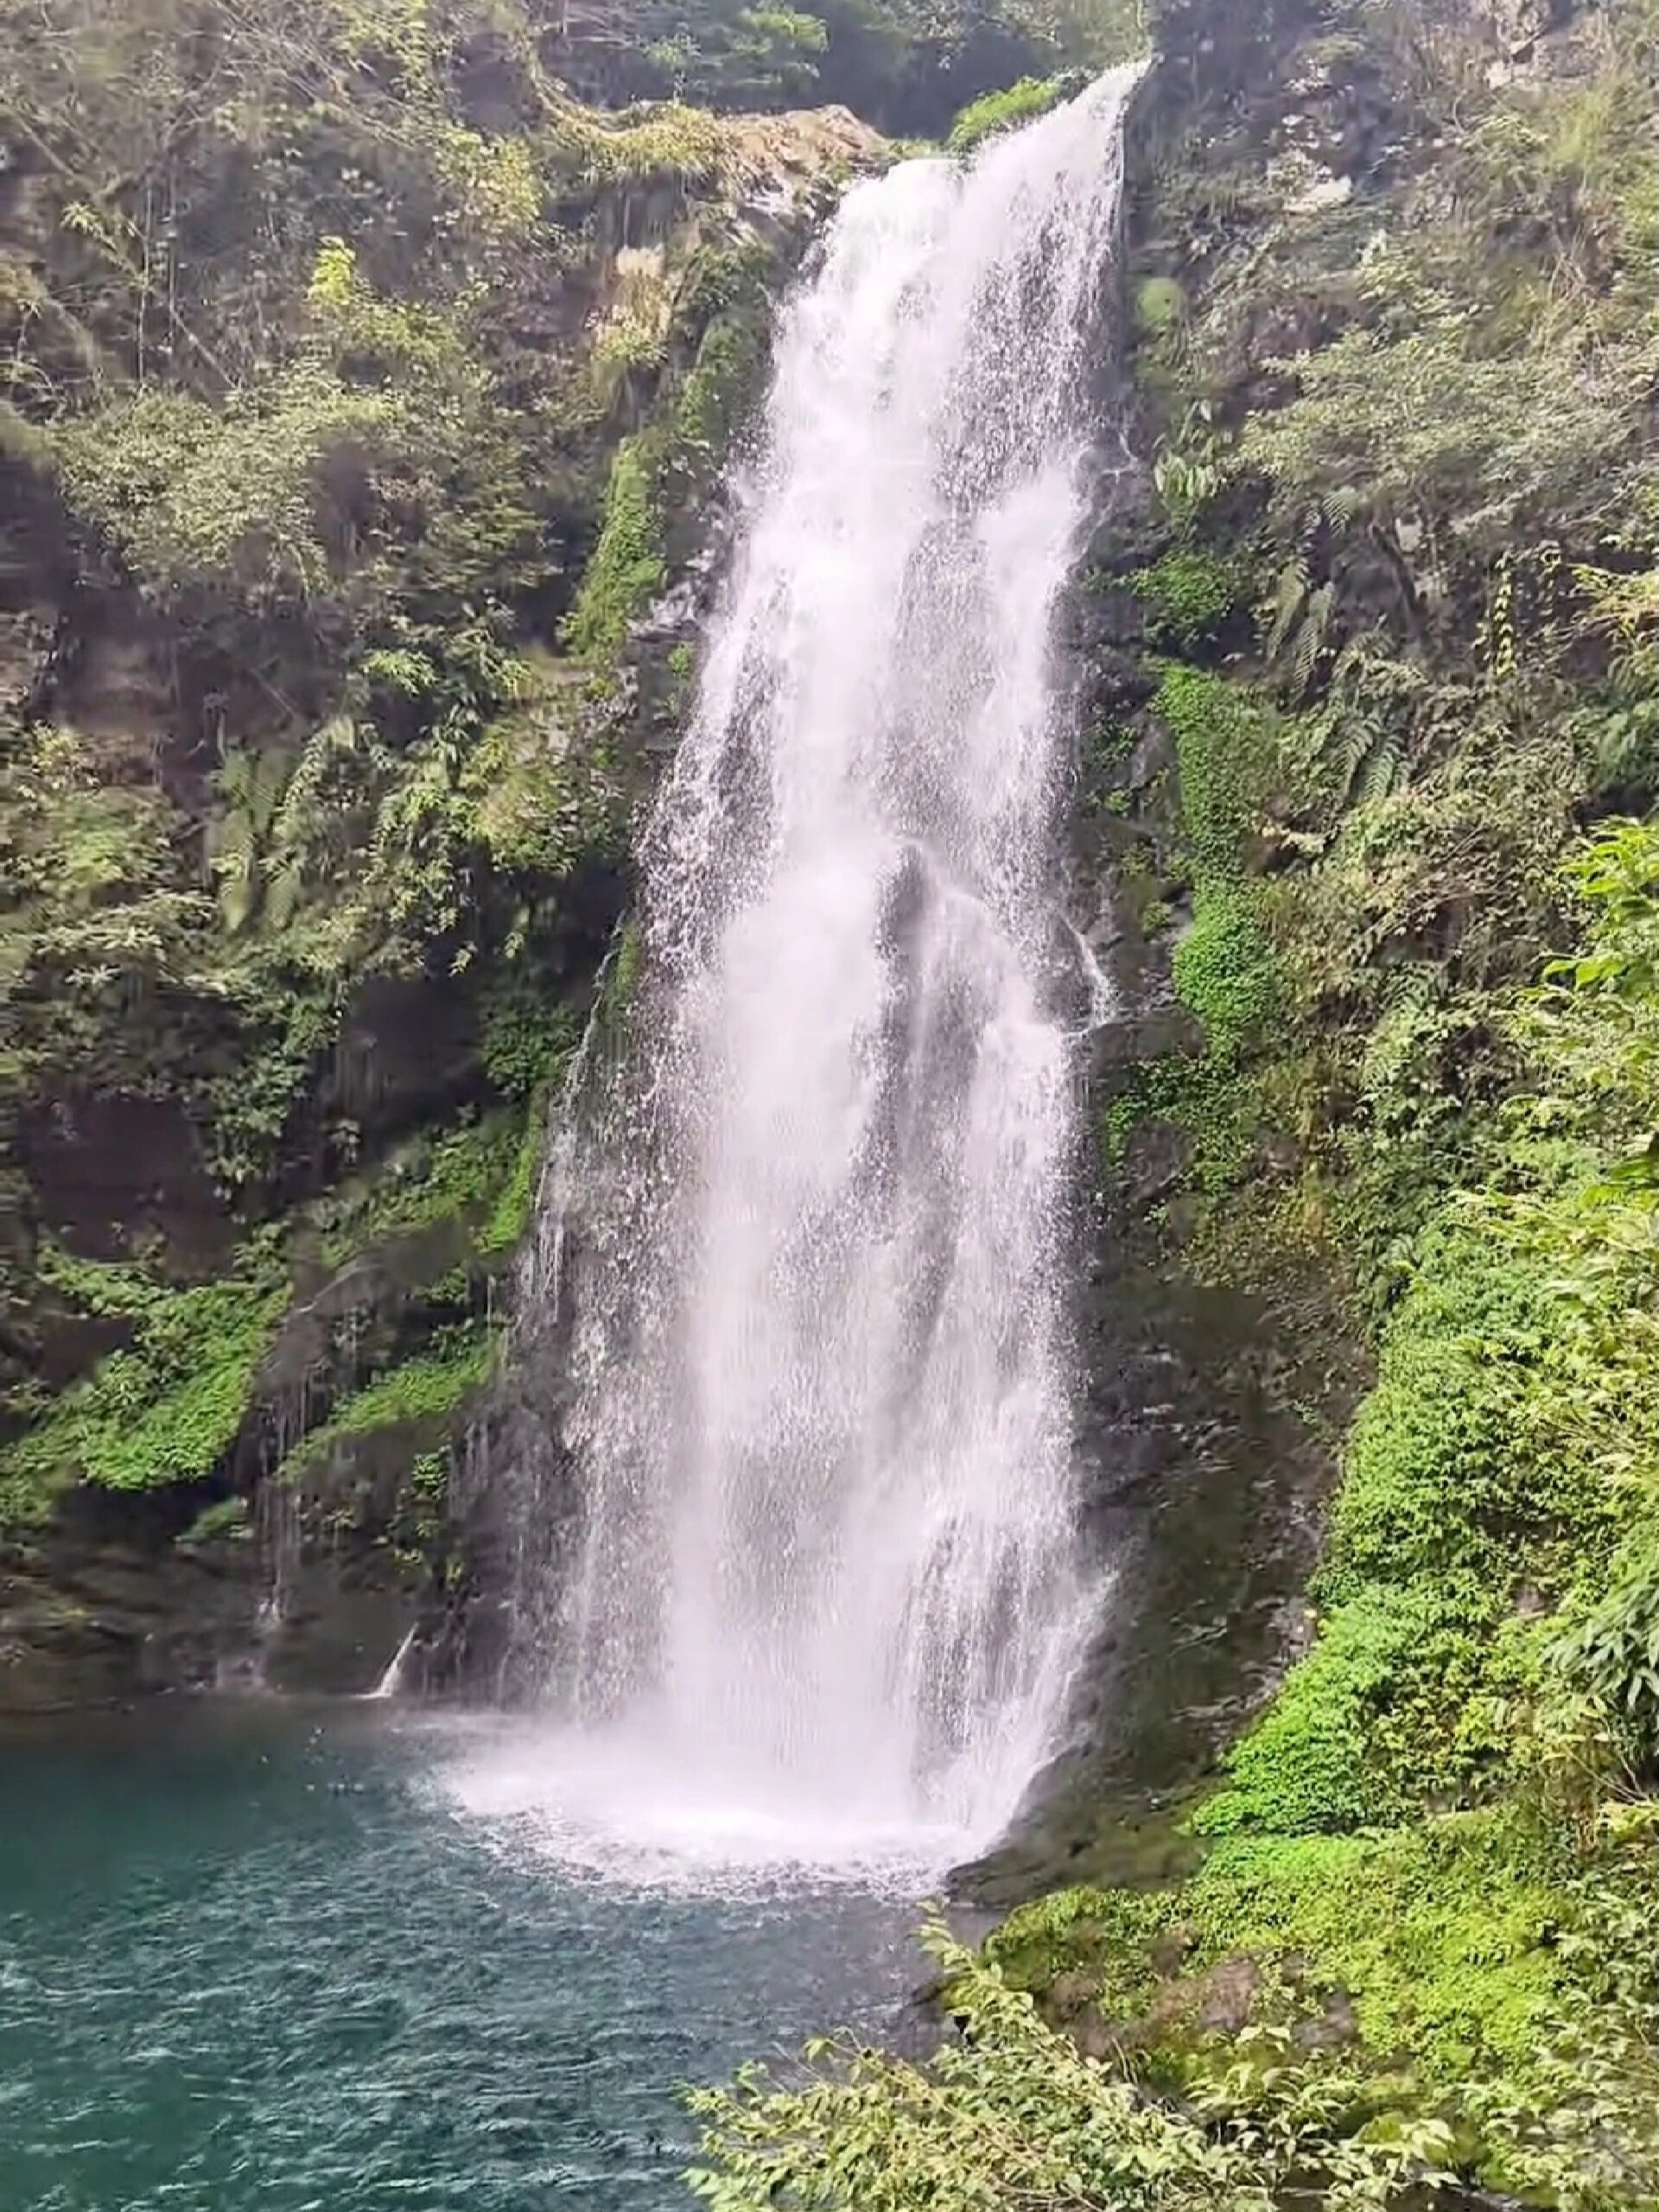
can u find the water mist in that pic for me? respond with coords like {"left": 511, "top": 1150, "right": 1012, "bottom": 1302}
{"left": 486, "top": 67, "right": 1142, "bottom": 1872}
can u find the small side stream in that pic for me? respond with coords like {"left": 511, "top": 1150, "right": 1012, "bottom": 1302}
{"left": 0, "top": 1705, "right": 927, "bottom": 2212}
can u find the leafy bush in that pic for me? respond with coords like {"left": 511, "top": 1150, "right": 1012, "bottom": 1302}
{"left": 1548, "top": 1530, "right": 1659, "bottom": 1784}
{"left": 1134, "top": 551, "right": 1241, "bottom": 651}
{"left": 1, "top": 1256, "right": 287, "bottom": 1516}
{"left": 314, "top": 1113, "right": 524, "bottom": 1267}
{"left": 1241, "top": 321, "right": 1641, "bottom": 563}
{"left": 563, "top": 440, "right": 671, "bottom": 664}
{"left": 983, "top": 1883, "right": 1170, "bottom": 2018}
{"left": 480, "top": 983, "right": 582, "bottom": 1103}
{"left": 1154, "top": 666, "right": 1278, "bottom": 885}
{"left": 279, "top": 1324, "right": 499, "bottom": 1483}
{"left": 1172, "top": 884, "right": 1279, "bottom": 1058}
{"left": 1323, "top": 1235, "right": 1596, "bottom": 1598}
{"left": 689, "top": 1924, "right": 1460, "bottom": 2212}
{"left": 54, "top": 368, "right": 397, "bottom": 603}
{"left": 1195, "top": 1584, "right": 1516, "bottom": 1835}
{"left": 946, "top": 73, "right": 1080, "bottom": 154}
{"left": 1183, "top": 1816, "right": 1569, "bottom": 2082}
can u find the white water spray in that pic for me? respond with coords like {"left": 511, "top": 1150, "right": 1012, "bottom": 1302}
{"left": 487, "top": 69, "right": 1141, "bottom": 1872}
{"left": 371, "top": 1626, "right": 419, "bottom": 1701}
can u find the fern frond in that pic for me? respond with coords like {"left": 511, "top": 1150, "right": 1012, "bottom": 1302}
{"left": 1292, "top": 581, "right": 1337, "bottom": 693}
{"left": 1266, "top": 557, "right": 1310, "bottom": 661}
{"left": 1338, "top": 722, "right": 1371, "bottom": 807}
{"left": 264, "top": 857, "right": 307, "bottom": 933}
{"left": 1357, "top": 729, "right": 1406, "bottom": 807}
{"left": 217, "top": 839, "right": 261, "bottom": 934}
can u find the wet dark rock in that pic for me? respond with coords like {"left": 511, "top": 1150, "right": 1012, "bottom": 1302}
{"left": 19, "top": 1089, "right": 235, "bottom": 1275}
{"left": 0, "top": 1474, "right": 425, "bottom": 1707}
{"left": 958, "top": 390, "right": 1356, "bottom": 1908}
{"left": 0, "top": 1495, "right": 256, "bottom": 1709}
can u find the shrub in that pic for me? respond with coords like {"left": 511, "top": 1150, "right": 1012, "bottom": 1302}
{"left": 1173, "top": 884, "right": 1280, "bottom": 1058}
{"left": 562, "top": 438, "right": 668, "bottom": 664}
{"left": 279, "top": 1324, "right": 499, "bottom": 1482}
{"left": 1134, "top": 552, "right": 1242, "bottom": 652}
{"left": 1184, "top": 1816, "right": 1569, "bottom": 2082}
{"left": 1194, "top": 1584, "right": 1514, "bottom": 1835}
{"left": 1, "top": 1260, "right": 287, "bottom": 1513}
{"left": 689, "top": 1923, "right": 1459, "bottom": 2212}
{"left": 946, "top": 73, "right": 1081, "bottom": 156}
{"left": 1324, "top": 1233, "right": 1610, "bottom": 1603}
{"left": 1154, "top": 665, "right": 1279, "bottom": 886}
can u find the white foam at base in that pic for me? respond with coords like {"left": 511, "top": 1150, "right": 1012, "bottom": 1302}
{"left": 429, "top": 1714, "right": 971, "bottom": 1896}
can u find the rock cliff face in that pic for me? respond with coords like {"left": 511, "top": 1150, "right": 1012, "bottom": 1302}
{"left": 0, "top": 0, "right": 894, "bottom": 1706}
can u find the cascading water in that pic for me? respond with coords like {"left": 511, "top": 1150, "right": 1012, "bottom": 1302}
{"left": 484, "top": 66, "right": 1141, "bottom": 1871}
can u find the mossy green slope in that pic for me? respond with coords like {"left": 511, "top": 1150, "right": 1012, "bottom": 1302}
{"left": 694, "top": 0, "right": 1659, "bottom": 2202}
{"left": 1008, "top": 0, "right": 1659, "bottom": 2187}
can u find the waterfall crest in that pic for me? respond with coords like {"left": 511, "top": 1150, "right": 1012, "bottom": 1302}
{"left": 494, "top": 67, "right": 1141, "bottom": 1866}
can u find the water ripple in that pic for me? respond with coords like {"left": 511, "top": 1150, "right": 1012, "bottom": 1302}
{"left": 0, "top": 1708, "right": 925, "bottom": 2212}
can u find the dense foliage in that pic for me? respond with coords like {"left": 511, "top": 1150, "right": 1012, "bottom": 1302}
{"left": 692, "top": 0, "right": 1659, "bottom": 2204}
{"left": 1128, "top": 0, "right": 1659, "bottom": 1858}
{"left": 690, "top": 1924, "right": 1470, "bottom": 2212}
{"left": 0, "top": 0, "right": 899, "bottom": 1568}
{"left": 692, "top": 1899, "right": 1659, "bottom": 2211}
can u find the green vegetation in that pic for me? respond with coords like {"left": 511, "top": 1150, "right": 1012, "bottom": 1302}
{"left": 1133, "top": 551, "right": 1241, "bottom": 652}
{"left": 1, "top": 1250, "right": 288, "bottom": 1521}
{"left": 689, "top": 1914, "right": 1624, "bottom": 2212}
{"left": 483, "top": 1102, "right": 554, "bottom": 1255}
{"left": 1097, "top": 667, "right": 1281, "bottom": 1194}
{"left": 1171, "top": 882, "right": 1279, "bottom": 1059}
{"left": 564, "top": 262, "right": 774, "bottom": 671}
{"left": 988, "top": 1811, "right": 1570, "bottom": 2085}
{"left": 694, "top": 3, "right": 1659, "bottom": 2205}
{"left": 947, "top": 73, "right": 1080, "bottom": 152}
{"left": 313, "top": 1110, "right": 531, "bottom": 1269}
{"left": 1066, "top": 0, "right": 1659, "bottom": 2190}
{"left": 563, "top": 440, "right": 669, "bottom": 664}
{"left": 1150, "top": 667, "right": 1274, "bottom": 890}
{"left": 279, "top": 1322, "right": 499, "bottom": 1483}
{"left": 176, "top": 1496, "right": 252, "bottom": 1548}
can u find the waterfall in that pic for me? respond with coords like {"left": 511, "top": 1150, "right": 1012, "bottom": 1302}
{"left": 492, "top": 67, "right": 1141, "bottom": 1867}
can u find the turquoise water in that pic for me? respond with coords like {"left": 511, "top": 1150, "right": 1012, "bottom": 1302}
{"left": 0, "top": 1706, "right": 930, "bottom": 2211}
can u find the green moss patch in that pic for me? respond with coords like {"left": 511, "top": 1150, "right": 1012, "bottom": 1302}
{"left": 279, "top": 1323, "right": 499, "bottom": 1486}
{"left": 562, "top": 437, "right": 667, "bottom": 664}
{"left": 314, "top": 1110, "right": 530, "bottom": 1273}
{"left": 994, "top": 1812, "right": 1570, "bottom": 2095}
{"left": 1133, "top": 551, "right": 1243, "bottom": 652}
{"left": 947, "top": 74, "right": 1080, "bottom": 156}
{"left": 1, "top": 1254, "right": 288, "bottom": 1519}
